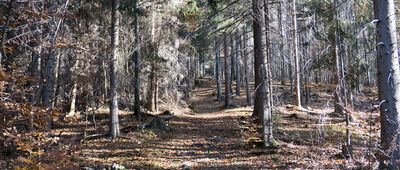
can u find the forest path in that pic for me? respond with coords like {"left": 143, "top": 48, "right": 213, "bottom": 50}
{"left": 71, "top": 78, "right": 380, "bottom": 169}
{"left": 76, "top": 78, "right": 264, "bottom": 169}
{"left": 137, "top": 78, "right": 257, "bottom": 169}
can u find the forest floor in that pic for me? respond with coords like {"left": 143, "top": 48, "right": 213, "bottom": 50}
{"left": 24, "top": 78, "right": 381, "bottom": 169}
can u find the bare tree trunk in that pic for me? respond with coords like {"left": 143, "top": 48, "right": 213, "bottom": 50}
{"left": 53, "top": 49, "right": 64, "bottom": 107}
{"left": 29, "top": 43, "right": 41, "bottom": 104}
{"left": 235, "top": 29, "right": 241, "bottom": 96}
{"left": 194, "top": 58, "right": 198, "bottom": 80}
{"left": 253, "top": 0, "right": 273, "bottom": 147}
{"left": 278, "top": 2, "right": 286, "bottom": 85}
{"left": 292, "top": 0, "right": 302, "bottom": 108}
{"left": 253, "top": 0, "right": 265, "bottom": 120}
{"left": 69, "top": 82, "right": 78, "bottom": 116}
{"left": 243, "top": 24, "right": 252, "bottom": 104}
{"left": 250, "top": 45, "right": 254, "bottom": 81}
{"left": 187, "top": 54, "right": 191, "bottom": 97}
{"left": 216, "top": 39, "right": 222, "bottom": 101}
{"left": 68, "top": 53, "right": 80, "bottom": 117}
{"left": 224, "top": 33, "right": 232, "bottom": 108}
{"left": 147, "top": 8, "right": 156, "bottom": 112}
{"left": 349, "top": 31, "right": 356, "bottom": 107}
{"left": 200, "top": 60, "right": 205, "bottom": 76}
{"left": 221, "top": 55, "right": 224, "bottom": 81}
{"left": 109, "top": 0, "right": 120, "bottom": 139}
{"left": 331, "top": 0, "right": 342, "bottom": 113}
{"left": 212, "top": 60, "right": 216, "bottom": 77}
{"left": 154, "top": 74, "right": 158, "bottom": 113}
{"left": 315, "top": 44, "right": 321, "bottom": 84}
{"left": 287, "top": 35, "right": 293, "bottom": 91}
{"left": 42, "top": 49, "right": 57, "bottom": 108}
{"left": 41, "top": 1, "right": 69, "bottom": 130}
{"left": 230, "top": 36, "right": 235, "bottom": 93}
{"left": 36, "top": 48, "right": 44, "bottom": 104}
{"left": 231, "top": 36, "right": 236, "bottom": 92}
{"left": 374, "top": 0, "right": 400, "bottom": 168}
{"left": 42, "top": 44, "right": 58, "bottom": 128}
{"left": 133, "top": 0, "right": 141, "bottom": 119}
{"left": 0, "top": 0, "right": 12, "bottom": 68}
{"left": 103, "top": 60, "right": 107, "bottom": 101}
{"left": 147, "top": 63, "right": 155, "bottom": 112}
{"left": 303, "top": 32, "right": 311, "bottom": 104}
{"left": 264, "top": 0, "right": 274, "bottom": 109}
{"left": 289, "top": 56, "right": 293, "bottom": 90}
{"left": 288, "top": 10, "right": 293, "bottom": 91}
{"left": 197, "top": 59, "right": 200, "bottom": 79}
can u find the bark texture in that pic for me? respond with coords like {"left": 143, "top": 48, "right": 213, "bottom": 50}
{"left": 133, "top": 0, "right": 141, "bottom": 119}
{"left": 243, "top": 24, "right": 252, "bottom": 104}
{"left": 235, "top": 29, "right": 241, "bottom": 96}
{"left": 252, "top": 0, "right": 273, "bottom": 147}
{"left": 109, "top": 0, "right": 120, "bottom": 139}
{"left": 374, "top": 0, "right": 400, "bottom": 168}
{"left": 224, "top": 33, "right": 232, "bottom": 108}
{"left": 216, "top": 39, "right": 222, "bottom": 101}
{"left": 331, "top": 0, "right": 343, "bottom": 113}
{"left": 292, "top": 0, "right": 302, "bottom": 108}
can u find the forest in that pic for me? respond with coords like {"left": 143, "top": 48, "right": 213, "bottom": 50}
{"left": 0, "top": 0, "right": 399, "bottom": 169}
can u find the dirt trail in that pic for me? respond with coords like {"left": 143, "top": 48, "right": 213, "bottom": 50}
{"left": 132, "top": 80, "right": 256, "bottom": 169}
{"left": 75, "top": 79, "right": 266, "bottom": 169}
{"left": 76, "top": 78, "right": 379, "bottom": 169}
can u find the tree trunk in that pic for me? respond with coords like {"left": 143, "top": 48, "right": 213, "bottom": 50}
{"left": 53, "top": 49, "right": 64, "bottom": 107}
{"left": 147, "top": 63, "right": 155, "bottom": 112}
{"left": 103, "top": 60, "right": 107, "bottom": 101}
{"left": 0, "top": 0, "right": 13, "bottom": 68}
{"left": 147, "top": 8, "right": 156, "bottom": 112}
{"left": 253, "top": 0, "right": 273, "bottom": 147}
{"left": 198, "top": 59, "right": 200, "bottom": 78}
{"left": 243, "top": 24, "right": 252, "bottom": 104}
{"left": 230, "top": 36, "right": 235, "bottom": 93}
{"left": 292, "top": 0, "right": 302, "bottom": 108}
{"left": 154, "top": 74, "right": 159, "bottom": 113}
{"left": 253, "top": 0, "right": 265, "bottom": 120}
{"left": 289, "top": 56, "right": 293, "bottom": 90}
{"left": 278, "top": 2, "right": 286, "bottom": 85}
{"left": 231, "top": 39, "right": 235, "bottom": 82}
{"left": 331, "top": 0, "right": 342, "bottom": 113}
{"left": 303, "top": 32, "right": 311, "bottom": 104}
{"left": 250, "top": 44, "right": 254, "bottom": 81}
{"left": 288, "top": 12, "right": 293, "bottom": 91}
{"left": 288, "top": 43, "right": 293, "bottom": 90}
{"left": 187, "top": 54, "right": 191, "bottom": 97}
{"left": 68, "top": 81, "right": 78, "bottom": 116}
{"left": 222, "top": 54, "right": 224, "bottom": 81}
{"left": 41, "top": 1, "right": 69, "bottom": 128}
{"left": 216, "top": 39, "right": 222, "bottom": 101}
{"left": 201, "top": 60, "right": 205, "bottom": 76}
{"left": 133, "top": 0, "right": 141, "bottom": 119}
{"left": 235, "top": 29, "right": 241, "bottom": 96}
{"left": 374, "top": 0, "right": 400, "bottom": 168}
{"left": 29, "top": 44, "right": 41, "bottom": 104}
{"left": 68, "top": 54, "right": 79, "bottom": 117}
{"left": 194, "top": 58, "right": 198, "bottom": 80}
{"left": 264, "top": 0, "right": 274, "bottom": 109}
{"left": 212, "top": 60, "right": 215, "bottom": 76}
{"left": 109, "top": 0, "right": 120, "bottom": 139}
{"left": 42, "top": 51, "right": 57, "bottom": 108}
{"left": 224, "top": 33, "right": 232, "bottom": 108}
